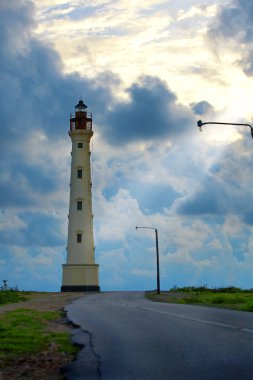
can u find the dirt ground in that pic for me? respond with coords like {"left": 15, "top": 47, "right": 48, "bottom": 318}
{"left": 0, "top": 292, "right": 87, "bottom": 380}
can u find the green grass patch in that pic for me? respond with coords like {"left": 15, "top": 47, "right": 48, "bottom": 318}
{"left": 146, "top": 286, "right": 253, "bottom": 312}
{"left": 0, "top": 309, "right": 78, "bottom": 366}
{"left": 0, "top": 290, "right": 30, "bottom": 305}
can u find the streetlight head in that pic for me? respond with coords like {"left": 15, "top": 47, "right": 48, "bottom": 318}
{"left": 251, "top": 128, "right": 253, "bottom": 139}
{"left": 197, "top": 120, "right": 203, "bottom": 131}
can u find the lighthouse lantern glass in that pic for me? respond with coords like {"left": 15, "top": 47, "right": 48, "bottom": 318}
{"left": 75, "top": 100, "right": 87, "bottom": 113}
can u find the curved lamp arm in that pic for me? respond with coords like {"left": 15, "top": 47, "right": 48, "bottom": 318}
{"left": 197, "top": 120, "right": 253, "bottom": 139}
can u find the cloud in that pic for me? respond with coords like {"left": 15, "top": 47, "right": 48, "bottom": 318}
{"left": 100, "top": 76, "right": 194, "bottom": 145}
{"left": 191, "top": 100, "right": 214, "bottom": 116}
{"left": 131, "top": 268, "right": 155, "bottom": 277}
{"left": 208, "top": 0, "right": 253, "bottom": 75}
{"left": 0, "top": 0, "right": 115, "bottom": 214}
{"left": 1, "top": 0, "right": 199, "bottom": 291}
{"left": 0, "top": 0, "right": 116, "bottom": 149}
{"left": 175, "top": 136, "right": 253, "bottom": 226}
{"left": 95, "top": 188, "right": 144, "bottom": 242}
{"left": 0, "top": 0, "right": 114, "bottom": 290}
{"left": 0, "top": 245, "right": 63, "bottom": 291}
{"left": 176, "top": 180, "right": 223, "bottom": 216}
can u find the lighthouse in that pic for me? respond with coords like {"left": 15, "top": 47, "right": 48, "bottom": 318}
{"left": 61, "top": 100, "right": 100, "bottom": 292}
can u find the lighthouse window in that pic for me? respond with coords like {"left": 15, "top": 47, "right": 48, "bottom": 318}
{"left": 78, "top": 143, "right": 83, "bottom": 148}
{"left": 77, "top": 169, "right": 83, "bottom": 178}
{"left": 77, "top": 233, "right": 82, "bottom": 243}
{"left": 77, "top": 201, "right": 82, "bottom": 210}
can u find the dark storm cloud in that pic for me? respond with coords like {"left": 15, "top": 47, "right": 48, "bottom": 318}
{"left": 0, "top": 0, "right": 115, "bottom": 213}
{"left": 177, "top": 176, "right": 225, "bottom": 216}
{"left": 176, "top": 137, "right": 253, "bottom": 225}
{"left": 100, "top": 76, "right": 194, "bottom": 145}
{"left": 21, "top": 212, "right": 65, "bottom": 247}
{"left": 191, "top": 101, "right": 214, "bottom": 116}
{"left": 243, "top": 211, "right": 253, "bottom": 225}
{"left": 0, "top": 0, "right": 114, "bottom": 146}
{"left": 0, "top": 212, "right": 64, "bottom": 247}
{"left": 0, "top": 175, "right": 34, "bottom": 208}
{"left": 0, "top": 0, "right": 195, "bottom": 154}
{"left": 0, "top": 0, "right": 198, "bottom": 259}
{"left": 209, "top": 0, "right": 253, "bottom": 75}
{"left": 0, "top": 160, "right": 61, "bottom": 208}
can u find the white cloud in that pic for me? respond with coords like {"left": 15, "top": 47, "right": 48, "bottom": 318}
{"left": 95, "top": 188, "right": 144, "bottom": 241}
{"left": 0, "top": 211, "right": 27, "bottom": 231}
{"left": 131, "top": 268, "right": 155, "bottom": 277}
{"left": 33, "top": 1, "right": 225, "bottom": 107}
{"left": 0, "top": 245, "right": 64, "bottom": 291}
{"left": 177, "top": 4, "right": 218, "bottom": 21}
{"left": 206, "top": 238, "right": 222, "bottom": 250}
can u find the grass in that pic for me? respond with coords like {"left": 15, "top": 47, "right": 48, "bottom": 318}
{"left": 0, "top": 308, "right": 79, "bottom": 367}
{"left": 0, "top": 289, "right": 30, "bottom": 305}
{"left": 146, "top": 286, "right": 253, "bottom": 312}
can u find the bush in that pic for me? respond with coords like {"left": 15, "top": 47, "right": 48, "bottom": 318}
{"left": 0, "top": 290, "right": 29, "bottom": 305}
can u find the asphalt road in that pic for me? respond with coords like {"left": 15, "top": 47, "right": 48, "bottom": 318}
{"left": 65, "top": 291, "right": 253, "bottom": 380}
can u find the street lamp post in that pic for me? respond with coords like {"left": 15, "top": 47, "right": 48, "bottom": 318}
{"left": 197, "top": 118, "right": 253, "bottom": 288}
{"left": 197, "top": 120, "right": 253, "bottom": 138}
{"left": 136, "top": 226, "right": 160, "bottom": 294}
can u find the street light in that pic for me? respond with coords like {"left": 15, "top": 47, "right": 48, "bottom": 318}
{"left": 136, "top": 226, "right": 160, "bottom": 294}
{"left": 197, "top": 120, "right": 253, "bottom": 139}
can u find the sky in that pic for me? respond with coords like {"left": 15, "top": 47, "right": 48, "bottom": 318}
{"left": 1, "top": 0, "right": 253, "bottom": 291}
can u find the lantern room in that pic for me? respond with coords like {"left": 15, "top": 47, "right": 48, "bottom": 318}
{"left": 70, "top": 100, "right": 92, "bottom": 131}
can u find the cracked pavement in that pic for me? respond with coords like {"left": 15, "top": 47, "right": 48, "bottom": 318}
{"left": 64, "top": 291, "right": 253, "bottom": 380}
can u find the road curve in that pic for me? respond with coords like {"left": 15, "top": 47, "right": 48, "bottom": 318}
{"left": 65, "top": 291, "right": 253, "bottom": 380}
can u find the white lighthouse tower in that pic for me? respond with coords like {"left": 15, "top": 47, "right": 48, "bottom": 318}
{"left": 61, "top": 100, "right": 100, "bottom": 292}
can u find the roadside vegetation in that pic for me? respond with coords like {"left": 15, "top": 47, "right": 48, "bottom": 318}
{"left": 146, "top": 286, "right": 253, "bottom": 312}
{"left": 0, "top": 288, "right": 30, "bottom": 305}
{"left": 0, "top": 286, "right": 80, "bottom": 377}
{"left": 0, "top": 280, "right": 30, "bottom": 305}
{"left": 0, "top": 308, "right": 78, "bottom": 367}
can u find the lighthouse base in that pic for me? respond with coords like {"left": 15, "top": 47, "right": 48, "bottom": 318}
{"left": 61, "top": 264, "right": 100, "bottom": 292}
